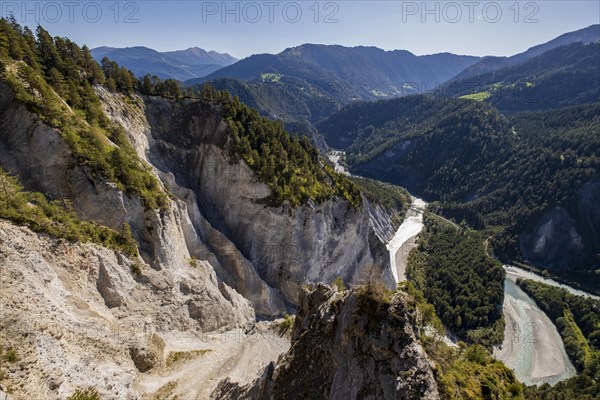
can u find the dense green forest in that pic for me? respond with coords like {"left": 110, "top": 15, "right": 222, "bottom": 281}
{"left": 348, "top": 176, "right": 410, "bottom": 218}
{"left": 188, "top": 54, "right": 351, "bottom": 125}
{"left": 202, "top": 77, "right": 314, "bottom": 124}
{"left": 196, "top": 85, "right": 362, "bottom": 208}
{"left": 442, "top": 42, "right": 600, "bottom": 113}
{"left": 317, "top": 95, "right": 465, "bottom": 153}
{"left": 517, "top": 280, "right": 600, "bottom": 399}
{"left": 433, "top": 104, "right": 600, "bottom": 272}
{"left": 199, "top": 78, "right": 327, "bottom": 147}
{"left": 318, "top": 93, "right": 600, "bottom": 272}
{"left": 406, "top": 218, "right": 505, "bottom": 347}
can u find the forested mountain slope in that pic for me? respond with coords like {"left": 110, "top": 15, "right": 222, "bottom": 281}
{"left": 318, "top": 96, "right": 600, "bottom": 275}
{"left": 194, "top": 44, "right": 480, "bottom": 99}
{"left": 443, "top": 42, "right": 600, "bottom": 113}
{"left": 184, "top": 44, "right": 480, "bottom": 126}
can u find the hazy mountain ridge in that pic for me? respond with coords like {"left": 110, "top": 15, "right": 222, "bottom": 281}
{"left": 193, "top": 44, "right": 480, "bottom": 97}
{"left": 91, "top": 45, "right": 238, "bottom": 81}
{"left": 449, "top": 24, "right": 600, "bottom": 82}
{"left": 443, "top": 41, "right": 600, "bottom": 112}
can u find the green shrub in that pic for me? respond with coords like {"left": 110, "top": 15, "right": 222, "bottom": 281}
{"left": 0, "top": 168, "right": 138, "bottom": 256}
{"left": 67, "top": 387, "right": 101, "bottom": 400}
{"left": 332, "top": 276, "right": 346, "bottom": 292}
{"left": 464, "top": 344, "right": 491, "bottom": 365}
{"left": 2, "top": 347, "right": 18, "bottom": 363}
{"left": 130, "top": 262, "right": 143, "bottom": 275}
{"left": 279, "top": 314, "right": 295, "bottom": 333}
{"left": 188, "top": 256, "right": 199, "bottom": 268}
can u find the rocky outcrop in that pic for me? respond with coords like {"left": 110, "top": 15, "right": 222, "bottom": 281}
{"left": 212, "top": 284, "right": 440, "bottom": 400}
{"left": 0, "top": 80, "right": 256, "bottom": 326}
{"left": 0, "top": 81, "right": 187, "bottom": 272}
{"left": 519, "top": 177, "right": 600, "bottom": 269}
{"left": 519, "top": 207, "right": 584, "bottom": 268}
{"left": 365, "top": 201, "right": 402, "bottom": 244}
{"left": 128, "top": 334, "right": 166, "bottom": 373}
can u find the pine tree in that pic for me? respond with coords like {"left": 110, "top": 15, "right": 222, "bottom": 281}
{"left": 81, "top": 46, "right": 104, "bottom": 84}
{"left": 0, "top": 19, "right": 10, "bottom": 57}
{"left": 47, "top": 67, "right": 66, "bottom": 95}
{"left": 21, "top": 26, "right": 40, "bottom": 69}
{"left": 162, "top": 79, "right": 181, "bottom": 98}
{"left": 120, "top": 221, "right": 137, "bottom": 255}
{"left": 36, "top": 25, "right": 64, "bottom": 74}
{"left": 101, "top": 57, "right": 117, "bottom": 79}
{"left": 141, "top": 74, "right": 153, "bottom": 94}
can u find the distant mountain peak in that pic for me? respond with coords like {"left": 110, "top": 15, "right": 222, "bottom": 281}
{"left": 192, "top": 44, "right": 481, "bottom": 105}
{"left": 90, "top": 45, "right": 238, "bottom": 81}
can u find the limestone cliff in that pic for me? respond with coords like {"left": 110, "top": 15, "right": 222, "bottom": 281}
{"left": 212, "top": 284, "right": 440, "bottom": 400}
{"left": 0, "top": 79, "right": 395, "bottom": 319}
{"left": 0, "top": 220, "right": 255, "bottom": 399}
{"left": 97, "top": 87, "right": 395, "bottom": 313}
{"left": 0, "top": 77, "right": 402, "bottom": 397}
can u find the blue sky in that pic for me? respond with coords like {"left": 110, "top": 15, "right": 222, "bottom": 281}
{"left": 4, "top": 1, "right": 599, "bottom": 58}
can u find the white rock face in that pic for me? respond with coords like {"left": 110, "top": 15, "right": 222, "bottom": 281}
{"left": 519, "top": 207, "right": 585, "bottom": 268}
{"left": 0, "top": 221, "right": 255, "bottom": 399}
{"left": 98, "top": 89, "right": 395, "bottom": 312}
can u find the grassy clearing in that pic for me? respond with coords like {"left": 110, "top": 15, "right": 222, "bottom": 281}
{"left": 459, "top": 91, "right": 491, "bottom": 101}
{"left": 165, "top": 349, "right": 211, "bottom": 368}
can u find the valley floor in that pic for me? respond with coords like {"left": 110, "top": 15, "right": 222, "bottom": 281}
{"left": 493, "top": 278, "right": 576, "bottom": 386}
{"left": 387, "top": 197, "right": 426, "bottom": 283}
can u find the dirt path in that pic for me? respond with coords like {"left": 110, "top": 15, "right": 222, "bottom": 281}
{"left": 136, "top": 323, "right": 290, "bottom": 399}
{"left": 410, "top": 206, "right": 461, "bottom": 230}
